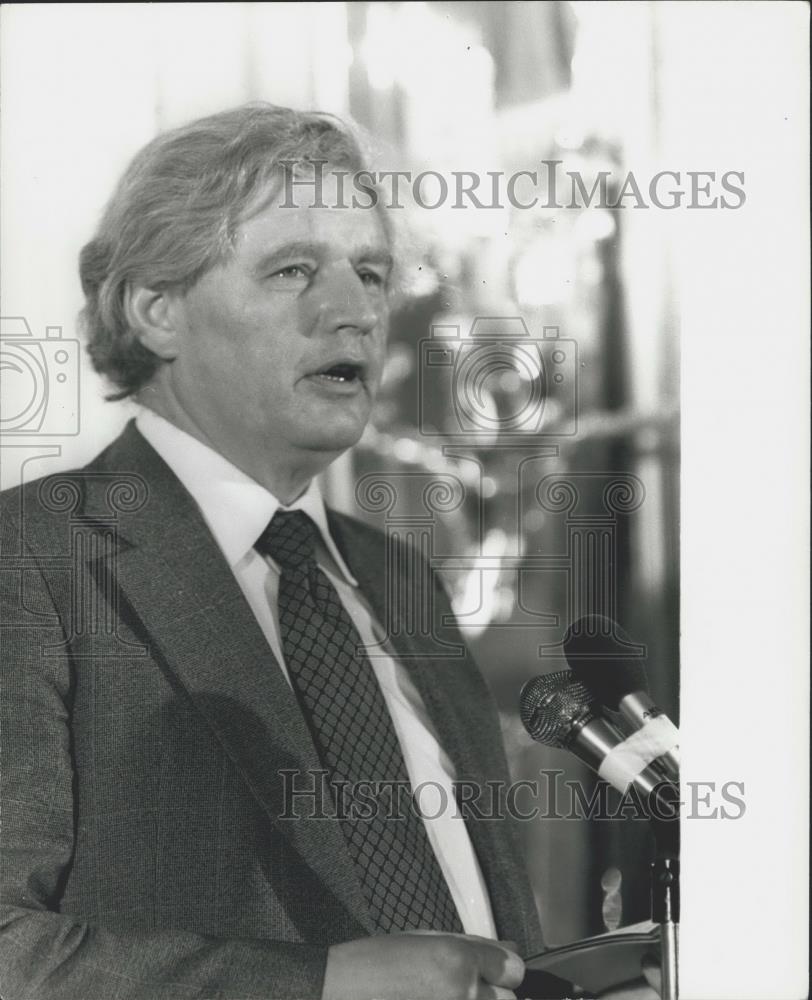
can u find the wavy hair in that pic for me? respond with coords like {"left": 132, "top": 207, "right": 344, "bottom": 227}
{"left": 79, "top": 103, "right": 381, "bottom": 400}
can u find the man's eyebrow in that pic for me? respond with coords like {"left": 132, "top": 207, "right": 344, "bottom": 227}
{"left": 252, "top": 241, "right": 393, "bottom": 276}
{"left": 252, "top": 241, "right": 324, "bottom": 276}
{"left": 354, "top": 246, "right": 394, "bottom": 272}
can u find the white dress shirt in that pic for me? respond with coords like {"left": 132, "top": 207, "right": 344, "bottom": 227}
{"left": 135, "top": 408, "right": 497, "bottom": 938}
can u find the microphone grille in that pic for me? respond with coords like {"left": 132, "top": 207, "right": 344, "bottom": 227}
{"left": 519, "top": 670, "right": 597, "bottom": 748}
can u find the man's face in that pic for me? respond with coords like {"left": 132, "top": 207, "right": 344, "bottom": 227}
{"left": 163, "top": 168, "right": 391, "bottom": 474}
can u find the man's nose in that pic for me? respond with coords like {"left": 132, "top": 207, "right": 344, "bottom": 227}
{"left": 310, "top": 264, "right": 380, "bottom": 335}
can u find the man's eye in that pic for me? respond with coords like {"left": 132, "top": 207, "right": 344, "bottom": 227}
{"left": 270, "top": 265, "right": 310, "bottom": 280}
{"left": 358, "top": 270, "right": 386, "bottom": 288}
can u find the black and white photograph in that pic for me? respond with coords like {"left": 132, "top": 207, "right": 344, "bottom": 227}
{"left": 0, "top": 3, "right": 808, "bottom": 999}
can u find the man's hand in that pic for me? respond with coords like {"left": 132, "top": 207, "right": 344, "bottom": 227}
{"left": 322, "top": 931, "right": 526, "bottom": 1000}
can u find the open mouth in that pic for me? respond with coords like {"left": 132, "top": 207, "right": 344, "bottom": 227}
{"left": 311, "top": 362, "right": 364, "bottom": 385}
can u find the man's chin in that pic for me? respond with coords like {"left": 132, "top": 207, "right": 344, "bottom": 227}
{"left": 296, "top": 419, "right": 367, "bottom": 457}
{"left": 305, "top": 396, "right": 372, "bottom": 443}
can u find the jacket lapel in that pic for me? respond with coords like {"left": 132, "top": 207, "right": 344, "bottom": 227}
{"left": 87, "top": 423, "right": 375, "bottom": 935}
{"left": 329, "top": 511, "right": 537, "bottom": 953}
{"left": 81, "top": 423, "right": 534, "bottom": 949}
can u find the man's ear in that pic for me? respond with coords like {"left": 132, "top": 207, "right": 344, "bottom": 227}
{"left": 124, "top": 285, "right": 182, "bottom": 361}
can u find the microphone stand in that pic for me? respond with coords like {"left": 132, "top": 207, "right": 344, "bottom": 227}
{"left": 650, "top": 788, "right": 680, "bottom": 1000}
{"left": 652, "top": 855, "right": 679, "bottom": 999}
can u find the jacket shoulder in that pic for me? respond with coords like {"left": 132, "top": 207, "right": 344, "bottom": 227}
{"left": 327, "top": 507, "right": 385, "bottom": 548}
{"left": 0, "top": 423, "right": 138, "bottom": 547}
{"left": 327, "top": 507, "right": 437, "bottom": 562}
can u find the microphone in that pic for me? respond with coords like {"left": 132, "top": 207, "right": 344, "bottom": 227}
{"left": 519, "top": 670, "right": 678, "bottom": 820}
{"left": 563, "top": 615, "right": 680, "bottom": 783}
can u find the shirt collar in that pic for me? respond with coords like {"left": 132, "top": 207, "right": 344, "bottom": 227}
{"left": 135, "top": 408, "right": 358, "bottom": 585}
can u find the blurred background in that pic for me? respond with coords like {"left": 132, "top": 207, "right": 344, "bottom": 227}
{"left": 1, "top": 0, "right": 780, "bottom": 949}
{"left": 1, "top": 0, "right": 681, "bottom": 946}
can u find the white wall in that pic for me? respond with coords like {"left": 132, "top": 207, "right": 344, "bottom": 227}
{"left": 661, "top": 4, "right": 809, "bottom": 997}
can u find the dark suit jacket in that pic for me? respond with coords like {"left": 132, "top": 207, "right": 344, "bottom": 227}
{"left": 0, "top": 422, "right": 543, "bottom": 999}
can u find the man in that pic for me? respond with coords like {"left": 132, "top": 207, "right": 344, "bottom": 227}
{"left": 0, "top": 104, "right": 655, "bottom": 1000}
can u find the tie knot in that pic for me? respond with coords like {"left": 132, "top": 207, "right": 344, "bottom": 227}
{"left": 256, "top": 510, "right": 319, "bottom": 571}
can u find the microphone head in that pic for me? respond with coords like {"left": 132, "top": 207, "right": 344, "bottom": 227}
{"left": 519, "top": 670, "right": 598, "bottom": 748}
{"left": 563, "top": 614, "right": 649, "bottom": 711}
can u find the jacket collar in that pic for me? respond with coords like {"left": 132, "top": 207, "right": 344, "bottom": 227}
{"left": 134, "top": 408, "right": 357, "bottom": 583}
{"left": 85, "top": 420, "right": 375, "bottom": 935}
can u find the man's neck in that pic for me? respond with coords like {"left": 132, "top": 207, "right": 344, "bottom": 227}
{"left": 136, "top": 397, "right": 334, "bottom": 506}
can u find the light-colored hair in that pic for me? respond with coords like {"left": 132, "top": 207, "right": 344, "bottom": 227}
{"left": 79, "top": 103, "right": 384, "bottom": 399}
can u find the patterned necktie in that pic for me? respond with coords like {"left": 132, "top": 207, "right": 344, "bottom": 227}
{"left": 256, "top": 509, "right": 463, "bottom": 933}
